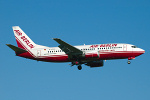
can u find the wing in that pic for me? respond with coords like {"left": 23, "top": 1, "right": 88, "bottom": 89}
{"left": 53, "top": 38, "right": 83, "bottom": 55}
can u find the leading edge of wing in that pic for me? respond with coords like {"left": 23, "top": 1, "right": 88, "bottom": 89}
{"left": 53, "top": 38, "right": 83, "bottom": 54}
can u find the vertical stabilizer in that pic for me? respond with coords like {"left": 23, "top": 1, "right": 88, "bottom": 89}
{"left": 12, "top": 26, "right": 36, "bottom": 50}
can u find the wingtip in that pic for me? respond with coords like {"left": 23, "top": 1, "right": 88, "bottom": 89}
{"left": 52, "top": 38, "right": 60, "bottom": 40}
{"left": 6, "top": 44, "right": 10, "bottom": 46}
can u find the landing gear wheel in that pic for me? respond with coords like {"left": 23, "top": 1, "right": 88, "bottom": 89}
{"left": 127, "top": 61, "right": 131, "bottom": 64}
{"left": 78, "top": 65, "right": 82, "bottom": 70}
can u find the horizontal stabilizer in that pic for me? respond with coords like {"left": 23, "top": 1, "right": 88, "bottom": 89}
{"left": 6, "top": 44, "right": 27, "bottom": 53}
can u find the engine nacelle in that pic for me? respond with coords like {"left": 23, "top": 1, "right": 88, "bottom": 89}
{"left": 86, "top": 60, "right": 104, "bottom": 67}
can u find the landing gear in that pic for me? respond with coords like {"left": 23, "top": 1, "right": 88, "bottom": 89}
{"left": 127, "top": 60, "right": 131, "bottom": 64}
{"left": 78, "top": 65, "right": 82, "bottom": 70}
{"left": 71, "top": 61, "right": 83, "bottom": 70}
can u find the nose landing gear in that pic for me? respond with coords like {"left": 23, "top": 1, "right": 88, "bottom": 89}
{"left": 127, "top": 57, "right": 135, "bottom": 64}
{"left": 127, "top": 60, "right": 131, "bottom": 64}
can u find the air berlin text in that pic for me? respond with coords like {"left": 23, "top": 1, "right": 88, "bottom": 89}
{"left": 14, "top": 30, "right": 34, "bottom": 48}
{"left": 90, "top": 44, "right": 117, "bottom": 48}
{"left": 14, "top": 30, "right": 22, "bottom": 36}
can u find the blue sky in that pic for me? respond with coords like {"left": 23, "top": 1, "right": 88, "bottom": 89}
{"left": 0, "top": 0, "right": 150, "bottom": 100}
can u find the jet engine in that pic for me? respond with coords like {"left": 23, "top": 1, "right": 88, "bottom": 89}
{"left": 85, "top": 60, "right": 104, "bottom": 67}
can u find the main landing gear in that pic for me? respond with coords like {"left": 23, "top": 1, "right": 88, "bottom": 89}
{"left": 78, "top": 65, "right": 82, "bottom": 70}
{"left": 71, "top": 61, "right": 83, "bottom": 70}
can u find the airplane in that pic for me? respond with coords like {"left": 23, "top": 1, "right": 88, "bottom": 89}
{"left": 6, "top": 26, "right": 145, "bottom": 70}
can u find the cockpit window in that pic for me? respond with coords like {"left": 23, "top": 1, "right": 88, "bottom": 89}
{"left": 131, "top": 46, "right": 137, "bottom": 48}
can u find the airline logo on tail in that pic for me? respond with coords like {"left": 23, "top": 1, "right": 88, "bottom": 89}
{"left": 14, "top": 30, "right": 34, "bottom": 49}
{"left": 14, "top": 30, "right": 22, "bottom": 36}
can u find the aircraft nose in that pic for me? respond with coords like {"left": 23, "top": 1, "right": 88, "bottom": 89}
{"left": 140, "top": 48, "right": 145, "bottom": 54}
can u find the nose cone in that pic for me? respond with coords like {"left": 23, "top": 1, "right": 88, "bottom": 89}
{"left": 140, "top": 48, "right": 145, "bottom": 54}
{"left": 137, "top": 48, "right": 145, "bottom": 56}
{"left": 133, "top": 48, "right": 145, "bottom": 57}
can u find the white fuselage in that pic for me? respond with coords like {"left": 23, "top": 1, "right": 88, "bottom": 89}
{"left": 7, "top": 26, "right": 145, "bottom": 70}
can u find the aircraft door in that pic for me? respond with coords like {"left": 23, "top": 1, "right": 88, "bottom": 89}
{"left": 95, "top": 48, "right": 100, "bottom": 58}
{"left": 37, "top": 50, "right": 41, "bottom": 57}
{"left": 123, "top": 45, "right": 127, "bottom": 51}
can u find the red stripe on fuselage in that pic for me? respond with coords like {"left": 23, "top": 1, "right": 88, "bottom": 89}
{"left": 99, "top": 51, "right": 144, "bottom": 59}
{"left": 37, "top": 55, "right": 69, "bottom": 62}
{"left": 35, "top": 51, "right": 144, "bottom": 62}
